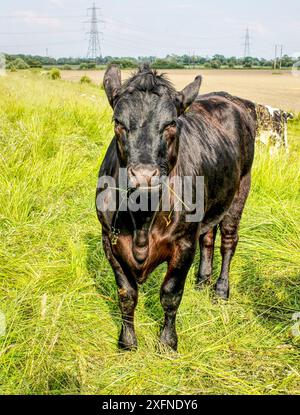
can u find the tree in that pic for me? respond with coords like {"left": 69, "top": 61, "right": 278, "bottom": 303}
{"left": 27, "top": 59, "right": 42, "bottom": 68}
{"left": 243, "top": 57, "right": 253, "bottom": 68}
{"left": 62, "top": 64, "right": 72, "bottom": 70}
{"left": 281, "top": 55, "right": 294, "bottom": 68}
{"left": 152, "top": 59, "right": 184, "bottom": 69}
{"left": 79, "top": 62, "right": 96, "bottom": 70}
{"left": 108, "top": 59, "right": 138, "bottom": 69}
{"left": 210, "top": 59, "right": 221, "bottom": 69}
{"left": 7, "top": 58, "right": 29, "bottom": 70}
{"left": 212, "top": 54, "right": 226, "bottom": 65}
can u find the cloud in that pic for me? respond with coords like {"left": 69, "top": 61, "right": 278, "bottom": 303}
{"left": 172, "top": 3, "right": 196, "bottom": 9}
{"left": 250, "top": 22, "right": 270, "bottom": 36}
{"left": 49, "top": 0, "right": 64, "bottom": 7}
{"left": 224, "top": 18, "right": 270, "bottom": 36}
{"left": 104, "top": 17, "right": 143, "bottom": 37}
{"left": 14, "top": 11, "right": 61, "bottom": 28}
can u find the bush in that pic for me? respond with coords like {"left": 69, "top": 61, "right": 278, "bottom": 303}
{"left": 151, "top": 59, "right": 184, "bottom": 69}
{"left": 62, "top": 64, "right": 73, "bottom": 70}
{"left": 243, "top": 57, "right": 253, "bottom": 68}
{"left": 30, "top": 68, "right": 43, "bottom": 74}
{"left": 9, "top": 65, "right": 17, "bottom": 72}
{"left": 210, "top": 59, "right": 221, "bottom": 69}
{"left": 79, "top": 62, "right": 96, "bottom": 70}
{"left": 48, "top": 68, "right": 61, "bottom": 80}
{"left": 108, "top": 59, "right": 138, "bottom": 69}
{"left": 80, "top": 75, "right": 92, "bottom": 84}
{"left": 7, "top": 58, "right": 29, "bottom": 70}
{"left": 27, "top": 59, "right": 42, "bottom": 68}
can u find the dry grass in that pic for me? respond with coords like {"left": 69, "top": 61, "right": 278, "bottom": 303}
{"left": 61, "top": 69, "right": 300, "bottom": 112}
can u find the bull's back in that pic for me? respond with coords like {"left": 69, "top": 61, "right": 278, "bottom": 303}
{"left": 177, "top": 93, "right": 256, "bottom": 226}
{"left": 179, "top": 93, "right": 256, "bottom": 178}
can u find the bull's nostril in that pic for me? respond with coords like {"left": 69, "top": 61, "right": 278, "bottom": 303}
{"left": 128, "top": 166, "right": 160, "bottom": 189}
{"left": 128, "top": 167, "right": 139, "bottom": 189}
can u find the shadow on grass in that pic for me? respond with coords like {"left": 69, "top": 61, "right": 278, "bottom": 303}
{"left": 236, "top": 254, "right": 300, "bottom": 333}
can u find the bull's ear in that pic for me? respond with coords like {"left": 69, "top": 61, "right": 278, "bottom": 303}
{"left": 175, "top": 75, "right": 202, "bottom": 114}
{"left": 103, "top": 64, "right": 122, "bottom": 108}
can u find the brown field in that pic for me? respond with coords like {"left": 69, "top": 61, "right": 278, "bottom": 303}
{"left": 62, "top": 69, "right": 300, "bottom": 111}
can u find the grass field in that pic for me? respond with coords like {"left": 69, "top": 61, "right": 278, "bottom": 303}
{"left": 62, "top": 69, "right": 300, "bottom": 112}
{"left": 0, "top": 71, "right": 299, "bottom": 395}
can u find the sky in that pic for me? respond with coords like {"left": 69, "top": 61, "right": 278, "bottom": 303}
{"left": 0, "top": 0, "right": 299, "bottom": 58}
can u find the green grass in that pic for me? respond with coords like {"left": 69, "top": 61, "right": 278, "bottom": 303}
{"left": 0, "top": 72, "right": 299, "bottom": 395}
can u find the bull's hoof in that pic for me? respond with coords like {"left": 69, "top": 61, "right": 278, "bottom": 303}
{"left": 214, "top": 281, "right": 229, "bottom": 301}
{"left": 118, "top": 327, "right": 138, "bottom": 351}
{"left": 159, "top": 328, "right": 178, "bottom": 352}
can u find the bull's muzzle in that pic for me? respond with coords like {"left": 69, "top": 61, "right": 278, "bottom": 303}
{"left": 127, "top": 164, "right": 160, "bottom": 190}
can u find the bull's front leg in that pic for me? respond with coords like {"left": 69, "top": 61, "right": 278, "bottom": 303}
{"left": 103, "top": 235, "right": 138, "bottom": 350}
{"left": 160, "top": 241, "right": 195, "bottom": 351}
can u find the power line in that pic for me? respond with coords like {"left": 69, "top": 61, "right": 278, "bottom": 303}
{"left": 243, "top": 27, "right": 251, "bottom": 57}
{"left": 0, "top": 39, "right": 86, "bottom": 48}
{"left": 274, "top": 44, "right": 284, "bottom": 70}
{"left": 86, "top": 2, "right": 103, "bottom": 59}
{"left": 0, "top": 30, "right": 83, "bottom": 35}
{"left": 0, "top": 15, "right": 84, "bottom": 19}
{"left": 279, "top": 44, "right": 284, "bottom": 69}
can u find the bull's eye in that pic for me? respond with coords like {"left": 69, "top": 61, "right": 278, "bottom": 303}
{"left": 164, "top": 121, "right": 177, "bottom": 132}
{"left": 115, "top": 120, "right": 124, "bottom": 128}
{"left": 114, "top": 120, "right": 127, "bottom": 135}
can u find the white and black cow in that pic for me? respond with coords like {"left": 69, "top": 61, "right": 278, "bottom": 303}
{"left": 256, "top": 104, "right": 294, "bottom": 154}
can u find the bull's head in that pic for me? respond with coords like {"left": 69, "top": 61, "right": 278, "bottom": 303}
{"left": 103, "top": 64, "right": 202, "bottom": 190}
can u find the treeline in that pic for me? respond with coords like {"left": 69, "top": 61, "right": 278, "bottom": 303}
{"left": 4, "top": 53, "right": 298, "bottom": 69}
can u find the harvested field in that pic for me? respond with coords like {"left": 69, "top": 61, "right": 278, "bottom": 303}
{"left": 61, "top": 69, "right": 300, "bottom": 112}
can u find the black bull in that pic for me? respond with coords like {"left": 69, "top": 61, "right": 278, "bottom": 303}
{"left": 96, "top": 64, "right": 256, "bottom": 351}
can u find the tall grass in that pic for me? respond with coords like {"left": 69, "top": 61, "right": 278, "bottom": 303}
{"left": 0, "top": 72, "right": 299, "bottom": 395}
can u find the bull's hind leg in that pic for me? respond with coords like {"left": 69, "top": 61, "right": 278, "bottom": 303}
{"left": 215, "top": 173, "right": 251, "bottom": 300}
{"left": 196, "top": 226, "right": 217, "bottom": 289}
{"left": 103, "top": 235, "right": 138, "bottom": 350}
